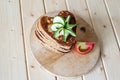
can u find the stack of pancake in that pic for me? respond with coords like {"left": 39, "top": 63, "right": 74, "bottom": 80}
{"left": 35, "top": 10, "right": 97, "bottom": 53}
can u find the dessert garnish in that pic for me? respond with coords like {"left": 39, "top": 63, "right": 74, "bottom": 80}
{"left": 51, "top": 15, "right": 78, "bottom": 42}
{"left": 35, "top": 10, "right": 95, "bottom": 55}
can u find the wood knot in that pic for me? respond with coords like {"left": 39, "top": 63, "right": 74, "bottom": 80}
{"left": 100, "top": 66, "right": 104, "bottom": 71}
{"left": 102, "top": 53, "right": 106, "bottom": 58}
{"left": 30, "top": 13, "right": 34, "bottom": 17}
{"left": 103, "top": 25, "right": 106, "bottom": 28}
{"left": 8, "top": 0, "right": 11, "bottom": 3}
{"left": 31, "top": 65, "right": 35, "bottom": 68}
{"left": 94, "top": 12, "right": 97, "bottom": 15}
{"left": 12, "top": 56, "right": 16, "bottom": 60}
{"left": 80, "top": 27, "right": 86, "bottom": 32}
{"left": 10, "top": 29, "right": 14, "bottom": 32}
{"left": 55, "top": 76, "right": 57, "bottom": 80}
{"left": 85, "top": 8, "right": 88, "bottom": 11}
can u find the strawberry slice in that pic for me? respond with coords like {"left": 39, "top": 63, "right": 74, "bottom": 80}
{"left": 74, "top": 42, "right": 95, "bottom": 55}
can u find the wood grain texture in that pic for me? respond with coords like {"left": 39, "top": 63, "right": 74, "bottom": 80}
{"left": 43, "top": 0, "right": 83, "bottom": 80}
{"left": 30, "top": 11, "right": 100, "bottom": 77}
{"left": 86, "top": 0, "right": 120, "bottom": 80}
{"left": 58, "top": 77, "right": 82, "bottom": 80}
{"left": 65, "top": 0, "right": 107, "bottom": 80}
{"left": 104, "top": 0, "right": 120, "bottom": 48}
{"left": 0, "top": 0, "right": 27, "bottom": 80}
{"left": 20, "top": 0, "right": 55, "bottom": 80}
{"left": 44, "top": 0, "right": 67, "bottom": 12}
{"left": 1, "top": 0, "right": 120, "bottom": 80}
{"left": 18, "top": 0, "right": 119, "bottom": 80}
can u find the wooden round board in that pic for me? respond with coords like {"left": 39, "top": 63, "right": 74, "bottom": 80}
{"left": 30, "top": 12, "right": 100, "bottom": 77}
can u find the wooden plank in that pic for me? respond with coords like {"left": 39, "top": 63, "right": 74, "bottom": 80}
{"left": 19, "top": 0, "right": 55, "bottom": 80}
{"left": 44, "top": 0, "right": 67, "bottom": 12}
{"left": 0, "top": 0, "right": 27, "bottom": 80}
{"left": 103, "top": 0, "right": 120, "bottom": 48}
{"left": 43, "top": 0, "right": 82, "bottom": 80}
{"left": 66, "top": 0, "right": 106, "bottom": 80}
{"left": 83, "top": 59, "right": 106, "bottom": 80}
{"left": 31, "top": 12, "right": 100, "bottom": 77}
{"left": 58, "top": 77, "right": 82, "bottom": 80}
{"left": 85, "top": 0, "right": 120, "bottom": 80}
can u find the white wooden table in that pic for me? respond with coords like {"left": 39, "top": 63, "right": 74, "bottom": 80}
{"left": 0, "top": 0, "right": 120, "bottom": 80}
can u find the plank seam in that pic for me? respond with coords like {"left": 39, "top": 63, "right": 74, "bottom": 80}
{"left": 55, "top": 76, "right": 57, "bottom": 80}
{"left": 65, "top": 0, "right": 68, "bottom": 10}
{"left": 84, "top": 0, "right": 108, "bottom": 80}
{"left": 103, "top": 0, "right": 120, "bottom": 52}
{"left": 42, "top": 0, "right": 56, "bottom": 80}
{"left": 82, "top": 76, "right": 84, "bottom": 80}
{"left": 19, "top": 0, "right": 29, "bottom": 80}
{"left": 100, "top": 56, "right": 108, "bottom": 80}
{"left": 43, "top": 0, "right": 46, "bottom": 13}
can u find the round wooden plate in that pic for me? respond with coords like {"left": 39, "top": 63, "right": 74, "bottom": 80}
{"left": 30, "top": 12, "right": 100, "bottom": 77}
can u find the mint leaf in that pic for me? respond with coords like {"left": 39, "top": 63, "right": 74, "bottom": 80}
{"left": 53, "top": 16, "right": 65, "bottom": 25}
{"left": 65, "top": 15, "right": 71, "bottom": 24}
{"left": 64, "top": 29, "right": 69, "bottom": 42}
{"left": 54, "top": 28, "right": 63, "bottom": 38}
{"left": 66, "top": 24, "right": 78, "bottom": 30}
{"left": 53, "top": 15, "right": 77, "bottom": 42}
{"left": 66, "top": 29, "right": 76, "bottom": 37}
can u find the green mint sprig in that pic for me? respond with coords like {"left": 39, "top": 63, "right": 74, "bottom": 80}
{"left": 51, "top": 15, "right": 77, "bottom": 42}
